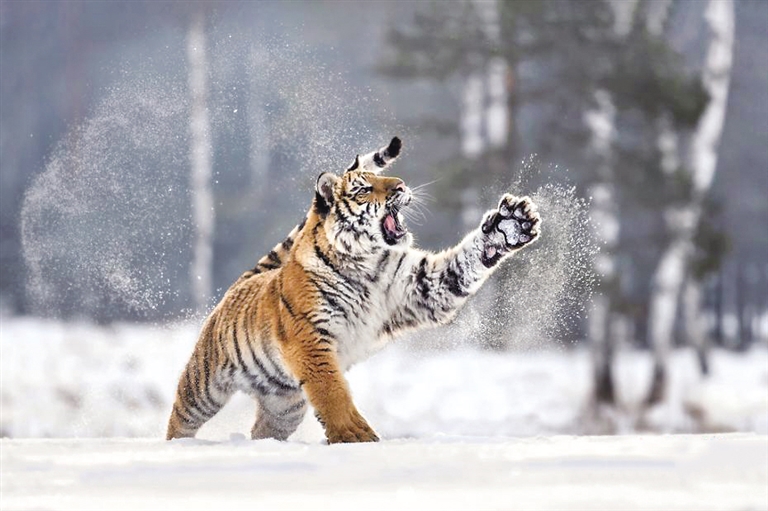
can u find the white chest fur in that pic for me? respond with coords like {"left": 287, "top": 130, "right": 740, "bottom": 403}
{"left": 333, "top": 286, "right": 393, "bottom": 371}
{"left": 311, "top": 247, "right": 415, "bottom": 371}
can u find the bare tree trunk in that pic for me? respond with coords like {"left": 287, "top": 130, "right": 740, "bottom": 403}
{"left": 735, "top": 262, "right": 749, "bottom": 351}
{"left": 645, "top": 0, "right": 734, "bottom": 405}
{"left": 713, "top": 269, "right": 724, "bottom": 345}
{"left": 460, "top": 72, "right": 486, "bottom": 161}
{"left": 646, "top": 205, "right": 687, "bottom": 405}
{"left": 589, "top": 294, "right": 616, "bottom": 403}
{"left": 485, "top": 58, "right": 508, "bottom": 152}
{"left": 683, "top": 278, "right": 710, "bottom": 375}
{"left": 461, "top": 0, "right": 510, "bottom": 174}
{"left": 248, "top": 46, "right": 270, "bottom": 197}
{"left": 585, "top": 90, "right": 618, "bottom": 405}
{"left": 187, "top": 11, "right": 214, "bottom": 313}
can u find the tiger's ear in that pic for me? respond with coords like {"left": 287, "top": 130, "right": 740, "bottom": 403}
{"left": 315, "top": 172, "right": 339, "bottom": 216}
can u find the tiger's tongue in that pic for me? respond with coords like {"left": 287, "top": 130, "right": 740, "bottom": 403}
{"left": 384, "top": 214, "right": 397, "bottom": 233}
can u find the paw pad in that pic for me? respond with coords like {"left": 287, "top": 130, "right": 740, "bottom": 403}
{"left": 497, "top": 215, "right": 522, "bottom": 246}
{"left": 486, "top": 194, "right": 541, "bottom": 249}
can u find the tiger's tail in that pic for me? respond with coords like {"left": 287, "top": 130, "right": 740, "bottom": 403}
{"left": 238, "top": 216, "right": 307, "bottom": 281}
{"left": 346, "top": 136, "right": 402, "bottom": 174}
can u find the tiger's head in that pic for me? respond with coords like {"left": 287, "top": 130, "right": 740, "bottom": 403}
{"left": 314, "top": 137, "right": 413, "bottom": 253}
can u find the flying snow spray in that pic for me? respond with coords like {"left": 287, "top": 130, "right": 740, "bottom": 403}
{"left": 21, "top": 32, "right": 597, "bottom": 339}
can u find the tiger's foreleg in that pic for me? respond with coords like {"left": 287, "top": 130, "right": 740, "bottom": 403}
{"left": 396, "top": 195, "right": 541, "bottom": 331}
{"left": 281, "top": 335, "right": 378, "bottom": 444}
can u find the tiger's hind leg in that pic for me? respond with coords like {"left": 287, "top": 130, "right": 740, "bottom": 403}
{"left": 166, "top": 350, "right": 236, "bottom": 440}
{"left": 251, "top": 391, "right": 308, "bottom": 441}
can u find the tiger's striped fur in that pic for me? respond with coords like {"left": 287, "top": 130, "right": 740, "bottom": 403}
{"left": 166, "top": 137, "right": 541, "bottom": 443}
{"left": 237, "top": 137, "right": 403, "bottom": 282}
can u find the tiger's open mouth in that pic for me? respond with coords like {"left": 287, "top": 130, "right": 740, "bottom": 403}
{"left": 382, "top": 206, "right": 407, "bottom": 245}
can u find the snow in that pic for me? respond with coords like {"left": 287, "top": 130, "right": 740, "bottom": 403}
{"left": 2, "top": 434, "right": 766, "bottom": 511}
{"left": 2, "top": 317, "right": 767, "bottom": 509}
{"left": 2, "top": 317, "right": 767, "bottom": 439}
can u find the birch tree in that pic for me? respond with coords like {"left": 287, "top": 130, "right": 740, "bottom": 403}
{"left": 187, "top": 10, "right": 214, "bottom": 313}
{"left": 585, "top": 90, "right": 618, "bottom": 404}
{"left": 645, "top": 0, "right": 735, "bottom": 404}
{"left": 247, "top": 46, "right": 270, "bottom": 200}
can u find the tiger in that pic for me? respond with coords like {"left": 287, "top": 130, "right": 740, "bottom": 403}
{"left": 166, "top": 137, "right": 541, "bottom": 443}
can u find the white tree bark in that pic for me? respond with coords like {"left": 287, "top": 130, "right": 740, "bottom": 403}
{"left": 645, "top": 0, "right": 734, "bottom": 403}
{"left": 460, "top": 0, "right": 508, "bottom": 159}
{"left": 585, "top": 90, "right": 618, "bottom": 404}
{"left": 689, "top": 0, "right": 735, "bottom": 196}
{"left": 187, "top": 12, "right": 214, "bottom": 313}
{"left": 464, "top": 0, "right": 513, "bottom": 349}
{"left": 248, "top": 46, "right": 270, "bottom": 196}
{"left": 485, "top": 57, "right": 509, "bottom": 150}
{"left": 460, "top": 72, "right": 486, "bottom": 159}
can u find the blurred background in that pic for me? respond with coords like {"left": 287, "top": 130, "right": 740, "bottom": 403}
{"left": 1, "top": 0, "right": 766, "bottom": 440}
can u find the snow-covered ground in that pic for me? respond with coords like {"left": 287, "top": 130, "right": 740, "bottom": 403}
{"left": 1, "top": 317, "right": 767, "bottom": 439}
{"left": 2, "top": 317, "right": 767, "bottom": 510}
{"left": 3, "top": 434, "right": 767, "bottom": 511}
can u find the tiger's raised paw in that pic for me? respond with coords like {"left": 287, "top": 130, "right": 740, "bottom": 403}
{"left": 481, "top": 194, "right": 541, "bottom": 250}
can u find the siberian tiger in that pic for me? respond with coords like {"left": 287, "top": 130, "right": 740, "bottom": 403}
{"left": 166, "top": 137, "right": 541, "bottom": 443}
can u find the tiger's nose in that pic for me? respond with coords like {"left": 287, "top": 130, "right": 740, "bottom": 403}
{"left": 393, "top": 181, "right": 406, "bottom": 193}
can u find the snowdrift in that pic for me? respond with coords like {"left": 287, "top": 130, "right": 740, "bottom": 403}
{"left": 2, "top": 434, "right": 766, "bottom": 511}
